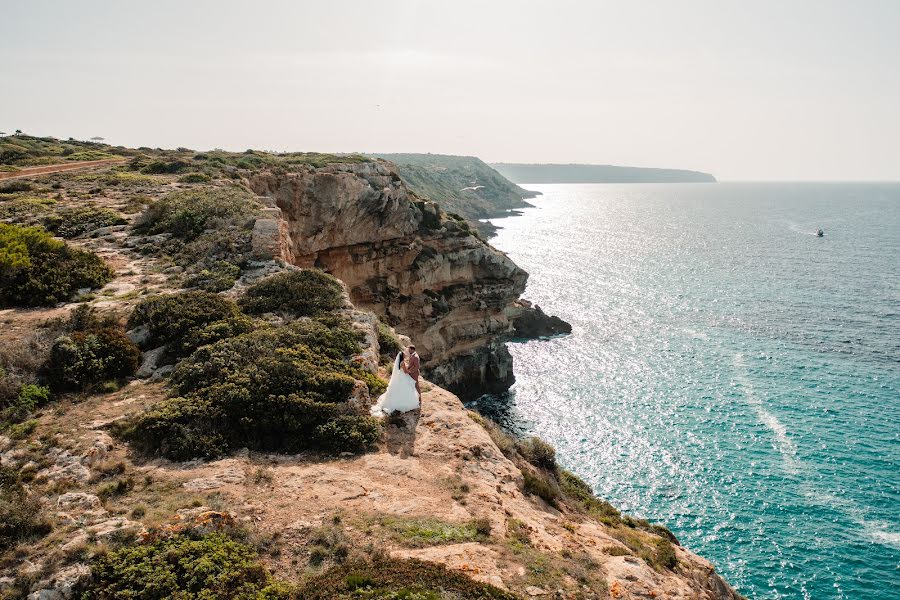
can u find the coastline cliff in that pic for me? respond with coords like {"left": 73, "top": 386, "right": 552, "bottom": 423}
{"left": 0, "top": 137, "right": 739, "bottom": 599}
{"left": 245, "top": 161, "right": 566, "bottom": 400}
{"left": 368, "top": 153, "right": 541, "bottom": 237}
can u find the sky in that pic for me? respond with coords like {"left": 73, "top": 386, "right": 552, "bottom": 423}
{"left": 3, "top": 0, "right": 899, "bottom": 181}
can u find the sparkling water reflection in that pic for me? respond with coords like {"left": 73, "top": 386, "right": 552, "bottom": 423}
{"left": 472, "top": 183, "right": 900, "bottom": 599}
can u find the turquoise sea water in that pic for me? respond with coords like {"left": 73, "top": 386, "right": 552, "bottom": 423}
{"left": 475, "top": 183, "right": 900, "bottom": 599}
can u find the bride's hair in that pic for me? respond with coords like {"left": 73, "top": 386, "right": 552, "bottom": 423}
{"left": 397, "top": 350, "right": 404, "bottom": 360}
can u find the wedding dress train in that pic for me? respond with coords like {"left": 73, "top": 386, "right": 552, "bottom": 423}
{"left": 370, "top": 352, "right": 420, "bottom": 416}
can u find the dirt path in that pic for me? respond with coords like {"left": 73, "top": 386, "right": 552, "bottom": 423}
{"left": 0, "top": 158, "right": 127, "bottom": 180}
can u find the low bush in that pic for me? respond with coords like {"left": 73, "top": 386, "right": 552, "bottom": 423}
{"left": 239, "top": 270, "right": 344, "bottom": 317}
{"left": 171, "top": 227, "right": 253, "bottom": 268}
{"left": 376, "top": 321, "right": 402, "bottom": 358}
{"left": 516, "top": 437, "right": 557, "bottom": 472}
{"left": 522, "top": 469, "right": 560, "bottom": 508}
{"left": 0, "top": 196, "right": 56, "bottom": 221}
{"left": 135, "top": 186, "right": 258, "bottom": 240}
{"left": 0, "top": 384, "right": 51, "bottom": 428}
{"left": 63, "top": 150, "right": 118, "bottom": 161}
{"left": 46, "top": 326, "right": 140, "bottom": 391}
{"left": 559, "top": 469, "right": 621, "bottom": 524}
{"left": 0, "top": 466, "right": 51, "bottom": 550}
{"left": 0, "top": 180, "right": 33, "bottom": 194}
{"left": 313, "top": 415, "right": 381, "bottom": 454}
{"left": 178, "top": 172, "right": 212, "bottom": 183}
{"left": 183, "top": 261, "right": 241, "bottom": 292}
{"left": 42, "top": 205, "right": 126, "bottom": 238}
{"left": 82, "top": 532, "right": 290, "bottom": 599}
{"left": 140, "top": 159, "right": 189, "bottom": 174}
{"left": 297, "top": 555, "right": 519, "bottom": 600}
{"left": 120, "top": 317, "right": 382, "bottom": 460}
{"left": 0, "top": 223, "right": 113, "bottom": 307}
{"left": 127, "top": 291, "right": 253, "bottom": 359}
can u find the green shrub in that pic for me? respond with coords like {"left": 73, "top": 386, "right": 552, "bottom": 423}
{"left": 82, "top": 532, "right": 290, "bottom": 600}
{"left": 120, "top": 318, "right": 381, "bottom": 460}
{"left": 516, "top": 437, "right": 557, "bottom": 472}
{"left": 42, "top": 205, "right": 126, "bottom": 238}
{"left": 239, "top": 270, "right": 344, "bottom": 317}
{"left": 313, "top": 415, "right": 381, "bottom": 454}
{"left": 376, "top": 321, "right": 401, "bottom": 358}
{"left": 46, "top": 326, "right": 140, "bottom": 391}
{"left": 1, "top": 384, "right": 51, "bottom": 427}
{"left": 522, "top": 469, "right": 560, "bottom": 508}
{"left": 140, "top": 159, "right": 189, "bottom": 174}
{"left": 559, "top": 469, "right": 621, "bottom": 523}
{"left": 178, "top": 172, "right": 212, "bottom": 183}
{"left": 98, "top": 477, "right": 133, "bottom": 500}
{"left": 127, "top": 291, "right": 253, "bottom": 359}
{"left": 184, "top": 262, "right": 241, "bottom": 292}
{"left": 171, "top": 227, "right": 253, "bottom": 268}
{"left": 135, "top": 186, "right": 258, "bottom": 240}
{"left": 298, "top": 556, "right": 519, "bottom": 600}
{"left": 0, "top": 466, "right": 51, "bottom": 549}
{"left": 0, "top": 180, "right": 32, "bottom": 194}
{"left": 357, "top": 371, "right": 388, "bottom": 398}
{"left": 0, "top": 223, "right": 113, "bottom": 307}
{"left": 652, "top": 537, "right": 678, "bottom": 570}
{"left": 0, "top": 196, "right": 56, "bottom": 221}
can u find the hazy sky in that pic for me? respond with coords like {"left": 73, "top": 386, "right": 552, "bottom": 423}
{"left": 3, "top": 1, "right": 899, "bottom": 180}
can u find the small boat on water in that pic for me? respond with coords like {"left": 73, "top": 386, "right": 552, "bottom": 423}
{"left": 815, "top": 228, "right": 824, "bottom": 237}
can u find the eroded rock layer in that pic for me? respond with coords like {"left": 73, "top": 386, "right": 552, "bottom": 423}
{"left": 246, "top": 161, "right": 560, "bottom": 399}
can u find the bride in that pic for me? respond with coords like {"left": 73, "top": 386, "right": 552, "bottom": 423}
{"left": 370, "top": 351, "right": 420, "bottom": 416}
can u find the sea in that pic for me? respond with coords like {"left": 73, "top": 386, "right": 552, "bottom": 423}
{"left": 472, "top": 182, "right": 900, "bottom": 599}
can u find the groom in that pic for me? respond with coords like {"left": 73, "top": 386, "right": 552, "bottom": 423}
{"left": 406, "top": 345, "right": 421, "bottom": 399}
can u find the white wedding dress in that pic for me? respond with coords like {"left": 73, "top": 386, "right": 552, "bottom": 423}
{"left": 370, "top": 352, "right": 420, "bottom": 416}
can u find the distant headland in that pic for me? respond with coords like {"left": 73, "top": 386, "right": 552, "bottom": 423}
{"left": 490, "top": 163, "right": 717, "bottom": 183}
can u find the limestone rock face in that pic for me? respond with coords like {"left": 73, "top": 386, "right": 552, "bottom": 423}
{"left": 246, "top": 161, "right": 566, "bottom": 399}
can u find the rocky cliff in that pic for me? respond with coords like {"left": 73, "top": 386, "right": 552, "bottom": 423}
{"left": 246, "top": 161, "right": 562, "bottom": 399}
{"left": 369, "top": 153, "right": 540, "bottom": 237}
{"left": 0, "top": 147, "right": 742, "bottom": 600}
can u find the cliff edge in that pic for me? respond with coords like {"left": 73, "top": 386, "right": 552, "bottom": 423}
{"left": 246, "top": 160, "right": 566, "bottom": 399}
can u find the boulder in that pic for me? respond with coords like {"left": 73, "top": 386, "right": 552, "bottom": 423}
{"left": 27, "top": 563, "right": 90, "bottom": 600}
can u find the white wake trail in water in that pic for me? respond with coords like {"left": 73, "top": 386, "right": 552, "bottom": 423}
{"left": 733, "top": 353, "right": 900, "bottom": 549}
{"left": 732, "top": 353, "right": 800, "bottom": 475}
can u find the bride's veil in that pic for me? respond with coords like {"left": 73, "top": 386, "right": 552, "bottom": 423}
{"left": 380, "top": 351, "right": 403, "bottom": 398}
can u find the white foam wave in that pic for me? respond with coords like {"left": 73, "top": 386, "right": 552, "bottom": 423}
{"left": 732, "top": 353, "right": 800, "bottom": 474}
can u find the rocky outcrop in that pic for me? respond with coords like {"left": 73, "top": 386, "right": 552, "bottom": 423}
{"left": 245, "top": 161, "right": 567, "bottom": 399}
{"left": 510, "top": 301, "right": 573, "bottom": 338}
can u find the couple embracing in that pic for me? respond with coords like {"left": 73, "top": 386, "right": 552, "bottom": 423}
{"left": 370, "top": 345, "right": 421, "bottom": 416}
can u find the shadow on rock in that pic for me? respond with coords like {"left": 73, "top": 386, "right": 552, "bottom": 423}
{"left": 383, "top": 408, "right": 420, "bottom": 457}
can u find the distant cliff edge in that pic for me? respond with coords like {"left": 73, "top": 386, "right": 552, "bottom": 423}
{"left": 369, "top": 153, "right": 539, "bottom": 235}
{"left": 490, "top": 163, "right": 717, "bottom": 183}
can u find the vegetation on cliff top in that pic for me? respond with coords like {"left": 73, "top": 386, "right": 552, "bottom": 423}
{"left": 0, "top": 135, "right": 132, "bottom": 166}
{"left": 239, "top": 270, "right": 345, "bottom": 317}
{"left": 127, "top": 291, "right": 254, "bottom": 360}
{"left": 0, "top": 223, "right": 113, "bottom": 307}
{"left": 297, "top": 555, "right": 520, "bottom": 600}
{"left": 135, "top": 186, "right": 259, "bottom": 241}
{"left": 82, "top": 531, "right": 290, "bottom": 600}
{"left": 120, "top": 274, "right": 383, "bottom": 461}
{"left": 371, "top": 154, "right": 535, "bottom": 224}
